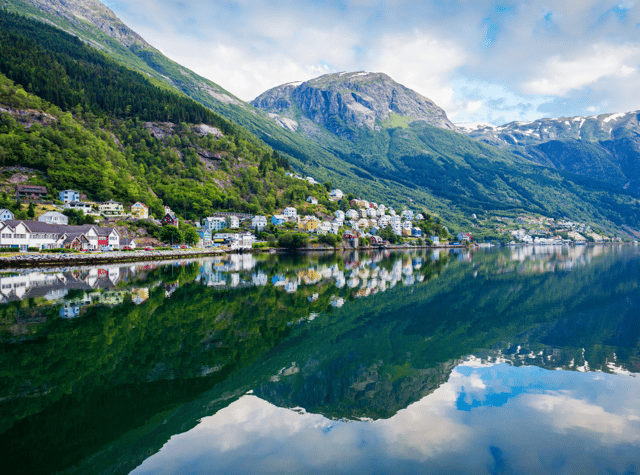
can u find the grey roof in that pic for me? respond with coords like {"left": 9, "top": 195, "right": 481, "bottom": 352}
{"left": 0, "top": 220, "right": 116, "bottom": 236}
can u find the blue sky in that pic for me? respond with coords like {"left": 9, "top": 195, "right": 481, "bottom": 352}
{"left": 103, "top": 1, "right": 640, "bottom": 125}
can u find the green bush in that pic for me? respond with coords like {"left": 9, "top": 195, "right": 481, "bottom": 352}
{"left": 0, "top": 247, "right": 21, "bottom": 253}
{"left": 27, "top": 247, "right": 39, "bottom": 252}
{"left": 277, "top": 232, "right": 309, "bottom": 250}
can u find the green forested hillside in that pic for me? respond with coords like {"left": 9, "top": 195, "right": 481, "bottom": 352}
{"left": 1, "top": 4, "right": 640, "bottom": 235}
{"left": 0, "top": 9, "right": 331, "bottom": 219}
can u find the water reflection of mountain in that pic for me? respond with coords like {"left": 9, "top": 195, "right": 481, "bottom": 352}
{"left": 0, "top": 246, "right": 638, "bottom": 474}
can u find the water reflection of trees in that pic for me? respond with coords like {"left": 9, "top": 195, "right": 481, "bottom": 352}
{"left": 0, "top": 246, "right": 638, "bottom": 474}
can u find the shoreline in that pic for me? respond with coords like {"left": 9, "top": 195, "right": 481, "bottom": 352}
{"left": 0, "top": 241, "right": 625, "bottom": 269}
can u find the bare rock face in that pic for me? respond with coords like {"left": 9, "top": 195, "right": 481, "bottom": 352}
{"left": 18, "top": 0, "right": 149, "bottom": 47}
{"left": 252, "top": 72, "right": 456, "bottom": 138}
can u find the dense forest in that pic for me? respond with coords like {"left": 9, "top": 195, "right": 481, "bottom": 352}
{"left": 0, "top": 9, "right": 333, "bottom": 220}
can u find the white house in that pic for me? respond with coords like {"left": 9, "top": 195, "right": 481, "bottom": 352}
{"left": 64, "top": 202, "right": 93, "bottom": 214}
{"left": 283, "top": 207, "right": 297, "bottom": 219}
{"left": 306, "top": 196, "right": 318, "bottom": 205}
{"left": 328, "top": 189, "right": 344, "bottom": 201}
{"left": 0, "top": 209, "right": 14, "bottom": 221}
{"left": 0, "top": 221, "right": 119, "bottom": 251}
{"left": 359, "top": 209, "right": 368, "bottom": 218}
{"left": 367, "top": 208, "right": 377, "bottom": 218}
{"left": 38, "top": 211, "right": 68, "bottom": 226}
{"left": 203, "top": 217, "right": 227, "bottom": 232}
{"left": 59, "top": 190, "right": 80, "bottom": 203}
{"left": 401, "top": 210, "right": 414, "bottom": 221}
{"left": 345, "top": 209, "right": 359, "bottom": 220}
{"left": 252, "top": 215, "right": 267, "bottom": 231}
{"left": 228, "top": 216, "right": 239, "bottom": 229}
{"left": 334, "top": 210, "right": 345, "bottom": 221}
{"left": 99, "top": 200, "right": 125, "bottom": 216}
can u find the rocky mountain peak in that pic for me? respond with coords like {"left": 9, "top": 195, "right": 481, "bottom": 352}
{"left": 251, "top": 71, "right": 455, "bottom": 136}
{"left": 14, "top": 0, "right": 150, "bottom": 48}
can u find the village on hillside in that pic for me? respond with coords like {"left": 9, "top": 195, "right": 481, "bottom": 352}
{"left": 0, "top": 168, "right": 621, "bottom": 254}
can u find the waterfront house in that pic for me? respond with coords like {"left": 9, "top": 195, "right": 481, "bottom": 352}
{"left": 430, "top": 236, "right": 440, "bottom": 245}
{"left": 119, "top": 238, "right": 136, "bottom": 249}
{"left": 197, "top": 229, "right": 212, "bottom": 247}
{"left": 412, "top": 227, "right": 422, "bottom": 237}
{"left": 0, "top": 221, "right": 119, "bottom": 251}
{"left": 457, "top": 232, "right": 472, "bottom": 242}
{"left": 59, "top": 190, "right": 80, "bottom": 203}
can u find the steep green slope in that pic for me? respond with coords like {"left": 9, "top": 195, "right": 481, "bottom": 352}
{"left": 0, "top": 0, "right": 424, "bottom": 216}
{"left": 0, "top": 10, "right": 334, "bottom": 219}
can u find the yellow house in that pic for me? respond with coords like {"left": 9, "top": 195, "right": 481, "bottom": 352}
{"left": 298, "top": 219, "right": 320, "bottom": 232}
{"left": 131, "top": 202, "right": 149, "bottom": 219}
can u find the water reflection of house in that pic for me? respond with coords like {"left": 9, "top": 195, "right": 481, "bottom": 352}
{"left": 298, "top": 269, "right": 322, "bottom": 284}
{"left": 0, "top": 272, "right": 73, "bottom": 303}
{"left": 131, "top": 287, "right": 150, "bottom": 305}
{"left": 98, "top": 290, "right": 126, "bottom": 306}
{"left": 330, "top": 297, "right": 344, "bottom": 308}
{"left": 284, "top": 280, "right": 298, "bottom": 293}
{"left": 252, "top": 272, "right": 268, "bottom": 286}
{"left": 164, "top": 282, "right": 179, "bottom": 297}
{"left": 60, "top": 293, "right": 92, "bottom": 319}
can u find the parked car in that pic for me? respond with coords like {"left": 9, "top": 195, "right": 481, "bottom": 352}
{"left": 144, "top": 247, "right": 154, "bottom": 251}
{"left": 122, "top": 246, "right": 132, "bottom": 250}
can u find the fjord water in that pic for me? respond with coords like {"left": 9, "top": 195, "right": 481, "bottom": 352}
{"left": 1, "top": 246, "right": 640, "bottom": 474}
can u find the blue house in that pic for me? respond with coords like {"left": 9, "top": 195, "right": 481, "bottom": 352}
{"left": 412, "top": 227, "right": 422, "bottom": 237}
{"left": 271, "top": 215, "right": 286, "bottom": 226}
{"left": 59, "top": 189, "right": 80, "bottom": 203}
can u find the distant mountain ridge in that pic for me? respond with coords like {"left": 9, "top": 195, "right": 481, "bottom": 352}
{"left": 462, "top": 111, "right": 640, "bottom": 192}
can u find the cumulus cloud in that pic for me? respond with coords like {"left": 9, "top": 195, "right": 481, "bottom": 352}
{"left": 523, "top": 44, "right": 640, "bottom": 96}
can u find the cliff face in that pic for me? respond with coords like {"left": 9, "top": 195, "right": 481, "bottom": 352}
{"left": 252, "top": 72, "right": 456, "bottom": 139}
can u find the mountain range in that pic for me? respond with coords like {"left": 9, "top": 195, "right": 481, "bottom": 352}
{"left": 1, "top": 0, "right": 640, "bottom": 237}
{"left": 460, "top": 111, "right": 640, "bottom": 193}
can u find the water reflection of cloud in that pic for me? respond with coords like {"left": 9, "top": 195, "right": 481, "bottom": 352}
{"left": 132, "top": 362, "right": 640, "bottom": 474}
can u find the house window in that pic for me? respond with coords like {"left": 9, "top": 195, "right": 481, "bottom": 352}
{"left": 2, "top": 234, "right": 11, "bottom": 238}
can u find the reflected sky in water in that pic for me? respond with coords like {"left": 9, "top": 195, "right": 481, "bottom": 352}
{"left": 133, "top": 359, "right": 640, "bottom": 475}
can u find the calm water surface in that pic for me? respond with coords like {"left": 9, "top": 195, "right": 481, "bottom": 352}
{"left": 1, "top": 245, "right": 639, "bottom": 474}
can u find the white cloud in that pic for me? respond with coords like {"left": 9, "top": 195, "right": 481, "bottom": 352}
{"left": 366, "top": 30, "right": 467, "bottom": 115}
{"left": 523, "top": 43, "right": 640, "bottom": 96}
